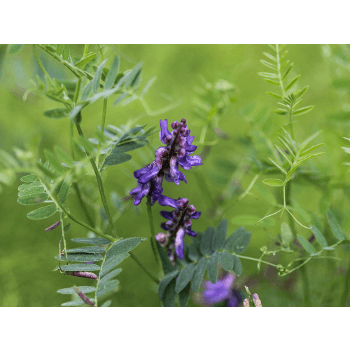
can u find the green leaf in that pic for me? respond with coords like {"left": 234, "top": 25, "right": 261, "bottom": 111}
{"left": 104, "top": 153, "right": 132, "bottom": 166}
{"left": 112, "top": 141, "right": 148, "bottom": 154}
{"left": 44, "top": 149, "right": 65, "bottom": 174}
{"left": 76, "top": 136, "right": 94, "bottom": 154}
{"left": 71, "top": 237, "right": 111, "bottom": 245}
{"left": 327, "top": 210, "right": 346, "bottom": 241}
{"left": 310, "top": 225, "right": 328, "bottom": 248}
{"left": 175, "top": 264, "right": 196, "bottom": 293}
{"left": 99, "top": 268, "right": 122, "bottom": 285}
{"left": 18, "top": 181, "right": 42, "bottom": 192}
{"left": 96, "top": 280, "right": 120, "bottom": 298}
{"left": 104, "top": 56, "right": 120, "bottom": 90}
{"left": 57, "top": 286, "right": 95, "bottom": 294}
{"left": 75, "top": 53, "right": 97, "bottom": 69}
{"left": 281, "top": 222, "right": 293, "bottom": 244}
{"left": 158, "top": 270, "right": 179, "bottom": 301}
{"left": 295, "top": 86, "right": 309, "bottom": 98}
{"left": 224, "top": 227, "right": 251, "bottom": 254}
{"left": 200, "top": 226, "right": 214, "bottom": 255}
{"left": 7, "top": 44, "right": 23, "bottom": 54}
{"left": 162, "top": 278, "right": 177, "bottom": 307}
{"left": 81, "top": 80, "right": 93, "bottom": 101}
{"left": 266, "top": 91, "right": 283, "bottom": 100}
{"left": 55, "top": 253, "right": 103, "bottom": 262}
{"left": 61, "top": 299, "right": 94, "bottom": 307}
{"left": 66, "top": 246, "right": 106, "bottom": 254}
{"left": 218, "top": 251, "right": 234, "bottom": 271}
{"left": 212, "top": 219, "right": 228, "bottom": 251}
{"left": 282, "top": 63, "right": 294, "bottom": 81}
{"left": 114, "top": 92, "right": 128, "bottom": 106}
{"left": 264, "top": 79, "right": 280, "bottom": 86}
{"left": 192, "top": 258, "right": 207, "bottom": 293}
{"left": 69, "top": 105, "right": 83, "bottom": 124}
{"left": 100, "top": 253, "right": 129, "bottom": 276}
{"left": 18, "top": 186, "right": 45, "bottom": 197}
{"left": 43, "top": 108, "right": 68, "bottom": 119}
{"left": 58, "top": 180, "right": 70, "bottom": 205}
{"left": 92, "top": 60, "right": 107, "bottom": 94}
{"left": 262, "top": 178, "right": 284, "bottom": 187}
{"left": 285, "top": 75, "right": 300, "bottom": 91}
{"left": 20, "top": 174, "right": 38, "bottom": 183}
{"left": 232, "top": 256, "right": 242, "bottom": 276}
{"left": 101, "top": 300, "right": 112, "bottom": 307}
{"left": 54, "top": 146, "right": 74, "bottom": 167}
{"left": 188, "top": 239, "right": 202, "bottom": 262}
{"left": 178, "top": 282, "right": 191, "bottom": 307}
{"left": 156, "top": 241, "right": 176, "bottom": 274}
{"left": 17, "top": 192, "right": 48, "bottom": 205}
{"left": 123, "top": 62, "right": 143, "bottom": 89}
{"left": 293, "top": 106, "right": 314, "bottom": 116}
{"left": 297, "top": 235, "right": 316, "bottom": 255}
{"left": 107, "top": 237, "right": 144, "bottom": 258}
{"left": 60, "top": 264, "right": 100, "bottom": 272}
{"left": 207, "top": 252, "right": 219, "bottom": 284}
{"left": 27, "top": 204, "right": 57, "bottom": 220}
{"left": 268, "top": 158, "right": 287, "bottom": 174}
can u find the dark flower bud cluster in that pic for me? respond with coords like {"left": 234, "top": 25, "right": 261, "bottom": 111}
{"left": 131, "top": 119, "right": 203, "bottom": 262}
{"left": 155, "top": 195, "right": 201, "bottom": 260}
{"left": 130, "top": 119, "right": 202, "bottom": 206}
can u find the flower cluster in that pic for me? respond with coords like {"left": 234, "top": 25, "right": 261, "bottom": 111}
{"left": 155, "top": 195, "right": 201, "bottom": 260}
{"left": 130, "top": 119, "right": 202, "bottom": 206}
{"left": 201, "top": 273, "right": 242, "bottom": 307}
{"left": 131, "top": 119, "right": 202, "bottom": 262}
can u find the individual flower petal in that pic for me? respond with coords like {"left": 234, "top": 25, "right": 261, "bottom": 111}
{"left": 158, "top": 195, "right": 179, "bottom": 208}
{"left": 175, "top": 227, "right": 185, "bottom": 259}
{"left": 138, "top": 163, "right": 160, "bottom": 184}
{"left": 191, "top": 211, "right": 201, "bottom": 219}
{"left": 160, "top": 211, "right": 174, "bottom": 220}
{"left": 159, "top": 119, "right": 171, "bottom": 144}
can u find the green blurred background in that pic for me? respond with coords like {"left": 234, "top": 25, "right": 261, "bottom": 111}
{"left": 0, "top": 44, "right": 349, "bottom": 307}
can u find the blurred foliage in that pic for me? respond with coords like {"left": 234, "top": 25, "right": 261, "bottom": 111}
{"left": 0, "top": 44, "right": 349, "bottom": 307}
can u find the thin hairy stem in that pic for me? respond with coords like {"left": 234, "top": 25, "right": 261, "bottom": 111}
{"left": 129, "top": 252, "right": 160, "bottom": 284}
{"left": 72, "top": 182, "right": 95, "bottom": 227}
{"left": 75, "top": 122, "right": 118, "bottom": 237}
{"left": 32, "top": 44, "right": 49, "bottom": 78}
{"left": 236, "top": 254, "right": 281, "bottom": 268}
{"left": 60, "top": 212, "right": 69, "bottom": 263}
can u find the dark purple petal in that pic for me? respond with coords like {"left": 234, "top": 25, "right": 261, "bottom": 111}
{"left": 158, "top": 195, "right": 179, "bottom": 208}
{"left": 45, "top": 220, "right": 61, "bottom": 232}
{"left": 202, "top": 274, "right": 235, "bottom": 305}
{"left": 185, "top": 229, "right": 197, "bottom": 237}
{"left": 191, "top": 211, "right": 201, "bottom": 219}
{"left": 160, "top": 211, "right": 174, "bottom": 220}
{"left": 138, "top": 164, "right": 160, "bottom": 184}
{"left": 134, "top": 165, "right": 151, "bottom": 179}
{"left": 178, "top": 171, "right": 187, "bottom": 183}
{"left": 225, "top": 290, "right": 242, "bottom": 307}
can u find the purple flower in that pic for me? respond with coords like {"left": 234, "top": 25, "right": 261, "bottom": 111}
{"left": 155, "top": 195, "right": 201, "bottom": 260}
{"left": 202, "top": 273, "right": 242, "bottom": 307}
{"left": 130, "top": 119, "right": 202, "bottom": 205}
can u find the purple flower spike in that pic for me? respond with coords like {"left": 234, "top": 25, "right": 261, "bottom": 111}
{"left": 156, "top": 196, "right": 201, "bottom": 261}
{"left": 130, "top": 119, "right": 202, "bottom": 206}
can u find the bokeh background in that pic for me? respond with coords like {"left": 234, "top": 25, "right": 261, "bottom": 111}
{"left": 0, "top": 44, "right": 349, "bottom": 307}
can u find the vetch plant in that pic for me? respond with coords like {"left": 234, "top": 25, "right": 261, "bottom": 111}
{"left": 1, "top": 44, "right": 350, "bottom": 307}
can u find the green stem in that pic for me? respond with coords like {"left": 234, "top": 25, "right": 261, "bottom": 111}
{"left": 32, "top": 45, "right": 48, "bottom": 77}
{"left": 83, "top": 44, "right": 89, "bottom": 57}
{"left": 236, "top": 254, "right": 280, "bottom": 268}
{"left": 129, "top": 252, "right": 160, "bottom": 284}
{"left": 146, "top": 195, "right": 159, "bottom": 264}
{"left": 75, "top": 123, "right": 118, "bottom": 237}
{"left": 285, "top": 181, "right": 311, "bottom": 306}
{"left": 341, "top": 255, "right": 350, "bottom": 306}
{"left": 289, "top": 108, "right": 294, "bottom": 140}
{"left": 72, "top": 182, "right": 95, "bottom": 227}
{"left": 95, "top": 98, "right": 107, "bottom": 168}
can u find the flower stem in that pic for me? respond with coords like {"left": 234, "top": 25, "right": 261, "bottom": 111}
{"left": 75, "top": 122, "right": 118, "bottom": 237}
{"left": 146, "top": 195, "right": 160, "bottom": 264}
{"left": 95, "top": 98, "right": 107, "bottom": 168}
